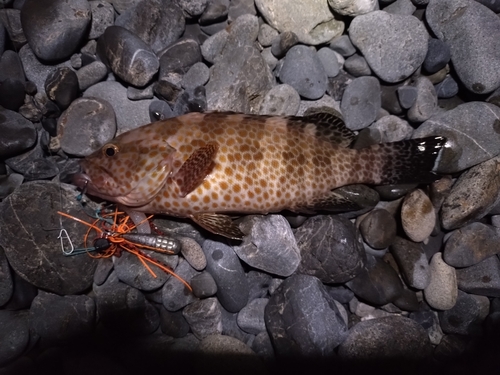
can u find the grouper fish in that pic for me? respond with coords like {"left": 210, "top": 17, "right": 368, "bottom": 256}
{"left": 72, "top": 111, "right": 446, "bottom": 239}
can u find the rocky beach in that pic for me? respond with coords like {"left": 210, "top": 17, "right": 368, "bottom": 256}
{"left": 1, "top": 0, "right": 500, "bottom": 374}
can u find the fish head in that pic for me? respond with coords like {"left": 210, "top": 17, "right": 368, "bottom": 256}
{"left": 73, "top": 127, "right": 175, "bottom": 207}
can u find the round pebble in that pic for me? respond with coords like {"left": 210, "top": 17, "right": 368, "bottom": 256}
{"left": 0, "top": 182, "right": 98, "bottom": 295}
{"left": 444, "top": 222, "right": 500, "bottom": 268}
{"left": 255, "top": 0, "right": 344, "bottom": 45}
{"left": 76, "top": 61, "right": 108, "bottom": 91}
{"left": 182, "top": 297, "right": 222, "bottom": 340}
{"left": 390, "top": 236, "right": 430, "bottom": 290}
{"left": 369, "top": 115, "right": 413, "bottom": 142}
{"left": 423, "top": 38, "right": 451, "bottom": 74}
{"left": 441, "top": 156, "right": 500, "bottom": 230}
{"left": 45, "top": 67, "right": 79, "bottom": 110}
{"left": 295, "top": 215, "right": 365, "bottom": 283}
{"left": 397, "top": 85, "right": 418, "bottom": 109}
{"left": 0, "top": 108, "right": 37, "bottom": 158}
{"left": 413, "top": 102, "right": 500, "bottom": 174}
{"left": 349, "top": 10, "right": 428, "bottom": 83}
{"left": 97, "top": 26, "right": 159, "bottom": 87}
{"left": 279, "top": 45, "right": 327, "bottom": 100}
{"left": 265, "top": 274, "right": 348, "bottom": 356}
{"left": 162, "top": 258, "right": 199, "bottom": 311}
{"left": 203, "top": 239, "right": 249, "bottom": 313}
{"left": 426, "top": 0, "right": 500, "bottom": 94}
{"left": 181, "top": 62, "right": 210, "bottom": 90}
{"left": 456, "top": 256, "right": 500, "bottom": 297}
{"left": 257, "top": 23, "right": 278, "bottom": 47}
{"left": 83, "top": 81, "right": 153, "bottom": 134}
{"left": 29, "top": 291, "right": 95, "bottom": 342}
{"left": 338, "top": 316, "right": 431, "bottom": 360}
{"left": 114, "top": 0, "right": 185, "bottom": 54}
{"left": 407, "top": 76, "right": 438, "bottom": 123}
{"left": 58, "top": 97, "right": 116, "bottom": 157}
{"left": 401, "top": 189, "right": 436, "bottom": 243}
{"left": 435, "top": 75, "right": 459, "bottom": 99}
{"left": 88, "top": 0, "right": 115, "bottom": 40}
{"left": 235, "top": 215, "right": 300, "bottom": 277}
{"left": 341, "top": 76, "right": 381, "bottom": 130}
{"left": 360, "top": 209, "right": 397, "bottom": 249}
{"left": 424, "top": 253, "right": 458, "bottom": 310}
{"left": 178, "top": 236, "right": 206, "bottom": 271}
{"left": 191, "top": 271, "right": 218, "bottom": 298}
{"left": 270, "top": 31, "right": 299, "bottom": 59}
{"left": 236, "top": 298, "right": 268, "bottom": 335}
{"left": 258, "top": 84, "right": 300, "bottom": 116}
{"left": 346, "top": 255, "right": 404, "bottom": 305}
{"left": 329, "top": 34, "right": 356, "bottom": 57}
{"left": 21, "top": 0, "right": 91, "bottom": 62}
{"left": 344, "top": 53, "right": 371, "bottom": 77}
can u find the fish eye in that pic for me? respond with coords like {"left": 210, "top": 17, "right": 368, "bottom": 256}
{"left": 102, "top": 144, "right": 119, "bottom": 157}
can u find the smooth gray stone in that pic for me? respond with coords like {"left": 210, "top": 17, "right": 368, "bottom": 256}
{"left": 97, "top": 26, "right": 159, "bottom": 87}
{"left": 258, "top": 84, "right": 300, "bottom": 116}
{"left": 255, "top": 0, "right": 344, "bottom": 45}
{"left": 182, "top": 297, "right": 222, "bottom": 340}
{"left": 349, "top": 10, "right": 428, "bottom": 83}
{"left": 29, "top": 291, "right": 95, "bottom": 341}
{"left": 426, "top": 0, "right": 500, "bottom": 94}
{"left": 444, "top": 222, "right": 500, "bottom": 268}
{"left": 279, "top": 45, "right": 327, "bottom": 100}
{"left": 265, "top": 274, "right": 348, "bottom": 356}
{"left": 341, "top": 76, "right": 381, "bottom": 130}
{"left": 407, "top": 76, "right": 438, "bottom": 123}
{"left": 413, "top": 102, "right": 500, "bottom": 174}
{"left": 21, "top": 0, "right": 91, "bottom": 62}
{"left": 0, "top": 182, "right": 98, "bottom": 295}
{"left": 441, "top": 156, "right": 500, "bottom": 230}
{"left": 391, "top": 237, "right": 430, "bottom": 290}
{"left": 424, "top": 252, "right": 458, "bottom": 310}
{"left": 338, "top": 316, "right": 432, "bottom": 360}
{"left": 234, "top": 215, "right": 301, "bottom": 277}
{"left": 58, "top": 97, "right": 116, "bottom": 157}
{"left": 114, "top": 0, "right": 185, "bottom": 54}
{"left": 203, "top": 239, "right": 249, "bottom": 313}
{"left": 295, "top": 215, "right": 365, "bottom": 284}
{"left": 456, "top": 256, "right": 500, "bottom": 297}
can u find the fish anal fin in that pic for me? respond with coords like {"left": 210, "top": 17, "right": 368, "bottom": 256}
{"left": 286, "top": 110, "right": 355, "bottom": 148}
{"left": 296, "top": 191, "right": 361, "bottom": 213}
{"left": 173, "top": 142, "right": 219, "bottom": 197}
{"left": 190, "top": 213, "right": 244, "bottom": 240}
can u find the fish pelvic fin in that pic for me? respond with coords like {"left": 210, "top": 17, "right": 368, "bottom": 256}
{"left": 190, "top": 213, "right": 244, "bottom": 240}
{"left": 360, "top": 136, "right": 447, "bottom": 185}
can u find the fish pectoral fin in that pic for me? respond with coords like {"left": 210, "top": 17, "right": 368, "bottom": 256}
{"left": 190, "top": 213, "right": 244, "bottom": 240}
{"left": 296, "top": 191, "right": 361, "bottom": 213}
{"left": 173, "top": 142, "right": 219, "bottom": 197}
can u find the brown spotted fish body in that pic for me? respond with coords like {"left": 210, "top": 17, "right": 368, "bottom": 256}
{"left": 74, "top": 112, "right": 446, "bottom": 238}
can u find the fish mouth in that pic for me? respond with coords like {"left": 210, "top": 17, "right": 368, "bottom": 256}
{"left": 72, "top": 172, "right": 91, "bottom": 191}
{"left": 71, "top": 172, "right": 123, "bottom": 203}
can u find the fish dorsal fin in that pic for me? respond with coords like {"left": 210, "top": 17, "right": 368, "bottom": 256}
{"left": 173, "top": 142, "right": 219, "bottom": 197}
{"left": 190, "top": 213, "right": 244, "bottom": 240}
{"left": 286, "top": 111, "right": 355, "bottom": 148}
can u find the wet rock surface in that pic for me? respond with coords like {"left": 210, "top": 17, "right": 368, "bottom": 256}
{"left": 2, "top": 1, "right": 500, "bottom": 373}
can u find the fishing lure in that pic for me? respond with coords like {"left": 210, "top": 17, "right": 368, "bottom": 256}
{"left": 58, "top": 207, "right": 192, "bottom": 292}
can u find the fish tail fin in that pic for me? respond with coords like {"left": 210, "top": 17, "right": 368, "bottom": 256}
{"left": 359, "top": 136, "right": 447, "bottom": 185}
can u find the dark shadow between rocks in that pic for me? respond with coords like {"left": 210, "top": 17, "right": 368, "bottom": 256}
{"left": 3, "top": 329, "right": 500, "bottom": 375}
